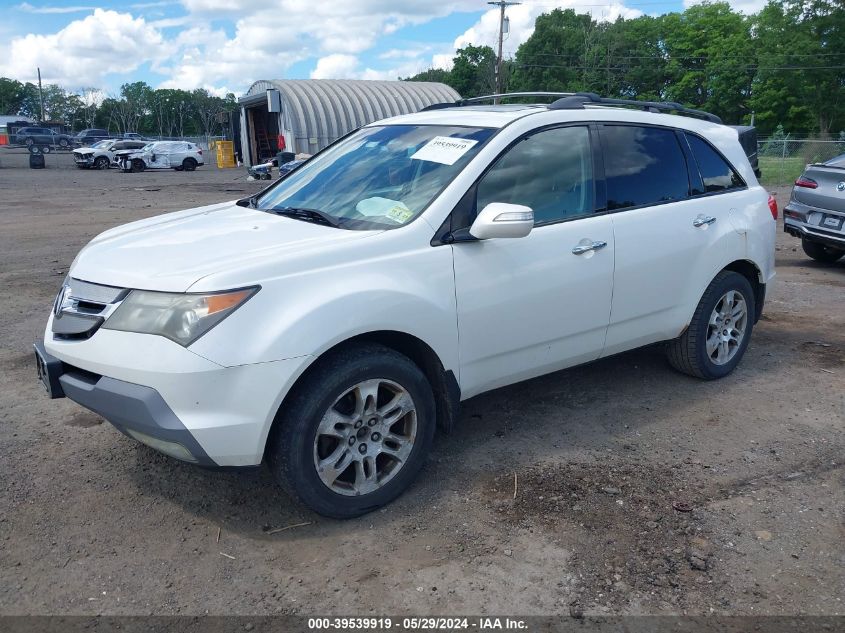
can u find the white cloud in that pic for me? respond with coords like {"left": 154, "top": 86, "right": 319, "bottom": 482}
{"left": 683, "top": 0, "right": 767, "bottom": 13}
{"left": 16, "top": 2, "right": 95, "bottom": 14}
{"left": 453, "top": 0, "right": 642, "bottom": 58}
{"left": 0, "top": 9, "right": 166, "bottom": 88}
{"left": 311, "top": 54, "right": 361, "bottom": 79}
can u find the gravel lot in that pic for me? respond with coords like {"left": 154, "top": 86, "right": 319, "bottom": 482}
{"left": 0, "top": 147, "right": 842, "bottom": 617}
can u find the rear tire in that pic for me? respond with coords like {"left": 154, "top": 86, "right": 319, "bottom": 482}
{"left": 267, "top": 342, "right": 436, "bottom": 519}
{"left": 667, "top": 271, "right": 755, "bottom": 380}
{"left": 802, "top": 238, "right": 844, "bottom": 263}
{"left": 182, "top": 158, "right": 197, "bottom": 171}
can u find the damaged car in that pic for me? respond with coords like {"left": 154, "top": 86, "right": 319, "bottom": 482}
{"left": 115, "top": 141, "right": 204, "bottom": 173}
{"left": 73, "top": 139, "right": 146, "bottom": 170}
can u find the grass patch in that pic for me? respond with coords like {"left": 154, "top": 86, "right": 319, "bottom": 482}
{"left": 759, "top": 156, "right": 806, "bottom": 188}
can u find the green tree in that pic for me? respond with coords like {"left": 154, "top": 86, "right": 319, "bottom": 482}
{"left": 662, "top": 2, "right": 755, "bottom": 124}
{"left": 510, "top": 9, "right": 604, "bottom": 93}
{"left": 0, "top": 77, "right": 26, "bottom": 115}
{"left": 750, "top": 0, "right": 844, "bottom": 135}
{"left": 449, "top": 45, "right": 497, "bottom": 97}
{"left": 403, "top": 68, "right": 452, "bottom": 84}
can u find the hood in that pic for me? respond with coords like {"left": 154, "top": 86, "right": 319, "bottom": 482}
{"left": 74, "top": 147, "right": 96, "bottom": 154}
{"left": 70, "top": 201, "right": 382, "bottom": 292}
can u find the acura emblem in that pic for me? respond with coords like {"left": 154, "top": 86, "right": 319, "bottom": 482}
{"left": 837, "top": 181, "right": 845, "bottom": 192}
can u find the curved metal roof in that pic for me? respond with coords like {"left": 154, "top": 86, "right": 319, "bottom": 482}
{"left": 242, "top": 79, "right": 460, "bottom": 153}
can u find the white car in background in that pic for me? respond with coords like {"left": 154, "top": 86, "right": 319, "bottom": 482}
{"left": 115, "top": 141, "right": 204, "bottom": 172}
{"left": 73, "top": 139, "right": 147, "bottom": 170}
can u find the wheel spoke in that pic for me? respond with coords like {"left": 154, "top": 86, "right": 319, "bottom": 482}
{"left": 353, "top": 456, "right": 379, "bottom": 495}
{"left": 378, "top": 390, "right": 414, "bottom": 422}
{"left": 352, "top": 380, "right": 380, "bottom": 417}
{"left": 380, "top": 434, "right": 414, "bottom": 463}
{"left": 318, "top": 448, "right": 354, "bottom": 486}
{"left": 317, "top": 408, "right": 354, "bottom": 438}
{"left": 706, "top": 330, "right": 721, "bottom": 357}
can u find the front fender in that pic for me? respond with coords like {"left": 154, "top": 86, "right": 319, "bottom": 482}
{"left": 189, "top": 247, "right": 459, "bottom": 377}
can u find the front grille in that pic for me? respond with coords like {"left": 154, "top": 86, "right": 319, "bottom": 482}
{"left": 52, "top": 278, "right": 128, "bottom": 340}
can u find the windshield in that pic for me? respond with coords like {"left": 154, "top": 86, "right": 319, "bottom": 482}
{"left": 92, "top": 140, "right": 112, "bottom": 148}
{"left": 255, "top": 125, "right": 494, "bottom": 230}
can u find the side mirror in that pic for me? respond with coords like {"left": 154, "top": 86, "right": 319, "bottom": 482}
{"left": 469, "top": 202, "right": 534, "bottom": 240}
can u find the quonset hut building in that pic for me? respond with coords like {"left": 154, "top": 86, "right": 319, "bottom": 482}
{"left": 237, "top": 79, "right": 460, "bottom": 166}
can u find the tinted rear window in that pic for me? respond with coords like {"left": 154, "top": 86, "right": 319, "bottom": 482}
{"left": 687, "top": 134, "right": 744, "bottom": 192}
{"left": 601, "top": 125, "right": 689, "bottom": 211}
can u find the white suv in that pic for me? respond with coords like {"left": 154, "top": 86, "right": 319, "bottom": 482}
{"left": 35, "top": 94, "right": 776, "bottom": 518}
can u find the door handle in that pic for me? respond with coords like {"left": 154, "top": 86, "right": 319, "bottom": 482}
{"left": 571, "top": 240, "right": 608, "bottom": 255}
{"left": 693, "top": 215, "right": 717, "bottom": 227}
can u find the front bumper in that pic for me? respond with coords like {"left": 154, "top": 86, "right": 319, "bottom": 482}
{"left": 41, "top": 324, "right": 309, "bottom": 466}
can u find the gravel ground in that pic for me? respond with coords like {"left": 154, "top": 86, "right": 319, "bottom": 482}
{"left": 0, "top": 147, "right": 842, "bottom": 616}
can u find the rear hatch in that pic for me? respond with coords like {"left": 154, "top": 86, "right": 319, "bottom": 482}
{"left": 794, "top": 163, "right": 845, "bottom": 213}
{"left": 730, "top": 125, "right": 759, "bottom": 177}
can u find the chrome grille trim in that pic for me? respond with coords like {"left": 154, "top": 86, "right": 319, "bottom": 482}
{"left": 67, "top": 278, "right": 127, "bottom": 304}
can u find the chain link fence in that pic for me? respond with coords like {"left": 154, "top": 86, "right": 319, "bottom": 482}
{"left": 758, "top": 137, "right": 845, "bottom": 188}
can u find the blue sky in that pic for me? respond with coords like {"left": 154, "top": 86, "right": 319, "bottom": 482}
{"left": 0, "top": 0, "right": 764, "bottom": 96}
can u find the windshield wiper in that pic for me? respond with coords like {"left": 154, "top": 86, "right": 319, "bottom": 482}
{"left": 270, "top": 207, "right": 341, "bottom": 228}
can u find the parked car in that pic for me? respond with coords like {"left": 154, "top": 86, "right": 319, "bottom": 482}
{"left": 13, "top": 126, "right": 73, "bottom": 149}
{"left": 73, "top": 128, "right": 111, "bottom": 147}
{"left": 73, "top": 139, "right": 147, "bottom": 170}
{"left": 35, "top": 94, "right": 776, "bottom": 518}
{"left": 122, "top": 132, "right": 149, "bottom": 141}
{"left": 114, "top": 141, "right": 204, "bottom": 172}
{"left": 784, "top": 153, "right": 845, "bottom": 263}
{"left": 278, "top": 158, "right": 306, "bottom": 177}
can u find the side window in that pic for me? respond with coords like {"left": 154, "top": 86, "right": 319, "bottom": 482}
{"left": 686, "top": 134, "right": 745, "bottom": 193}
{"left": 476, "top": 126, "right": 594, "bottom": 225}
{"left": 601, "top": 125, "right": 689, "bottom": 211}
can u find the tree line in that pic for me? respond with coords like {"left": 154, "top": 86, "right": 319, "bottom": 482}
{"left": 0, "top": 78, "right": 236, "bottom": 138}
{"left": 405, "top": 0, "right": 844, "bottom": 136}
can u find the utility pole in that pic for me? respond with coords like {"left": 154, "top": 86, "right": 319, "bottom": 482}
{"left": 37, "top": 67, "right": 45, "bottom": 123}
{"left": 488, "top": 0, "right": 520, "bottom": 102}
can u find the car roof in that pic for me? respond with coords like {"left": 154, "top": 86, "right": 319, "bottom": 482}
{"left": 376, "top": 103, "right": 728, "bottom": 136}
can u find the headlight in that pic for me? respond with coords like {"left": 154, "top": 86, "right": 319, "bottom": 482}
{"left": 102, "top": 287, "right": 258, "bottom": 346}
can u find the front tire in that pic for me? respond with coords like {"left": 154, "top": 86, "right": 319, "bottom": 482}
{"left": 802, "top": 238, "right": 844, "bottom": 263}
{"left": 130, "top": 158, "right": 145, "bottom": 173}
{"left": 94, "top": 156, "right": 110, "bottom": 170}
{"left": 667, "top": 271, "right": 755, "bottom": 380}
{"left": 267, "top": 343, "right": 436, "bottom": 519}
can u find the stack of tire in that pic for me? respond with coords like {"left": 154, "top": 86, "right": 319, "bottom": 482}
{"left": 29, "top": 145, "right": 46, "bottom": 169}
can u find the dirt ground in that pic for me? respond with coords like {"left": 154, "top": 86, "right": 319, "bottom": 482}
{"left": 0, "top": 147, "right": 842, "bottom": 617}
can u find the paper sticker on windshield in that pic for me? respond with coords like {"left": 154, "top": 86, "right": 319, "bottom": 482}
{"left": 386, "top": 205, "right": 414, "bottom": 224}
{"left": 410, "top": 136, "right": 479, "bottom": 165}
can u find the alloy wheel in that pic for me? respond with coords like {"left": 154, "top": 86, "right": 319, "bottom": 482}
{"left": 313, "top": 379, "right": 417, "bottom": 496}
{"left": 706, "top": 290, "right": 748, "bottom": 365}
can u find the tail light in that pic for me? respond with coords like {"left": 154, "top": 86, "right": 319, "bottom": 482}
{"left": 794, "top": 176, "right": 818, "bottom": 189}
{"left": 197, "top": 148, "right": 203, "bottom": 156}
{"left": 768, "top": 194, "right": 778, "bottom": 220}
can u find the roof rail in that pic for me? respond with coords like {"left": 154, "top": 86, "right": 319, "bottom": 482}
{"left": 549, "top": 92, "right": 722, "bottom": 124}
{"left": 420, "top": 92, "right": 575, "bottom": 111}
